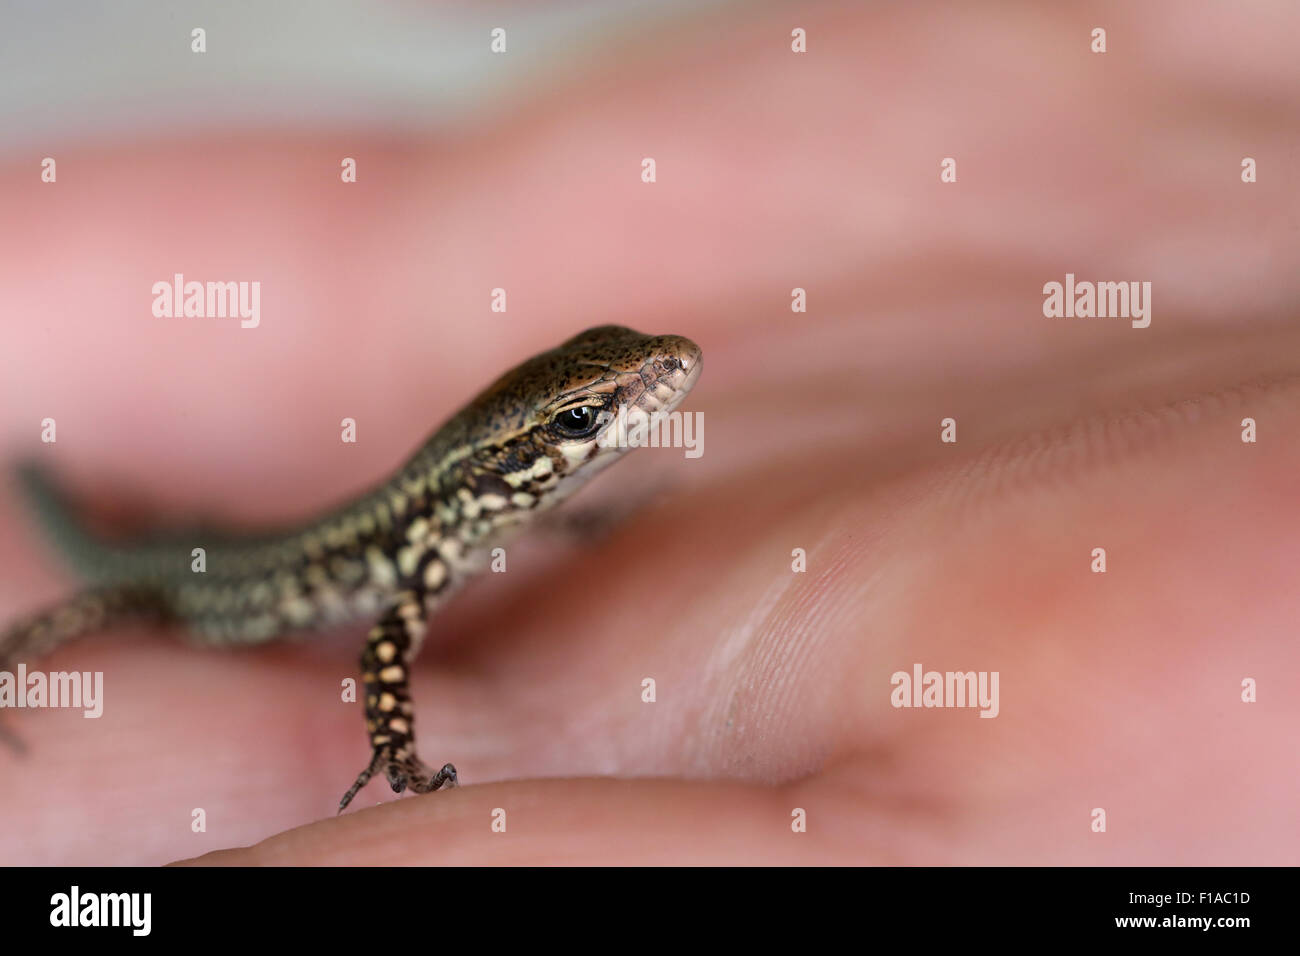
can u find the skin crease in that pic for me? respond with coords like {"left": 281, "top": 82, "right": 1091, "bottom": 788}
{"left": 1, "top": 1, "right": 1299, "bottom": 864}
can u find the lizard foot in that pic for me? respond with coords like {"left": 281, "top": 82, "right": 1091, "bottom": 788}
{"left": 338, "top": 750, "right": 456, "bottom": 813}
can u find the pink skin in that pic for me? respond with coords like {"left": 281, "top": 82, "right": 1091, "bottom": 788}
{"left": 1, "top": 1, "right": 1298, "bottom": 864}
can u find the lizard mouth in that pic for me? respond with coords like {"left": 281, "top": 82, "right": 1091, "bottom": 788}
{"left": 635, "top": 337, "right": 702, "bottom": 417}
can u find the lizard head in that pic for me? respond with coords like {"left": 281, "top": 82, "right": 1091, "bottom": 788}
{"left": 459, "top": 324, "right": 702, "bottom": 493}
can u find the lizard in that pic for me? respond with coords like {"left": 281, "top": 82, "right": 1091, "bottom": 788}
{"left": 0, "top": 325, "right": 702, "bottom": 812}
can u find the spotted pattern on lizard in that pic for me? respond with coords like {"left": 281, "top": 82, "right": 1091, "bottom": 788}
{"left": 0, "top": 325, "right": 702, "bottom": 810}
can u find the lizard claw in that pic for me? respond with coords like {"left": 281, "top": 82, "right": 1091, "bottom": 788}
{"left": 338, "top": 751, "right": 457, "bottom": 813}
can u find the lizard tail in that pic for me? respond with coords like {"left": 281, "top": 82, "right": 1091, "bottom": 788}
{"left": 5, "top": 467, "right": 172, "bottom": 750}
{"left": 12, "top": 462, "right": 118, "bottom": 581}
{"left": 6, "top": 463, "right": 174, "bottom": 662}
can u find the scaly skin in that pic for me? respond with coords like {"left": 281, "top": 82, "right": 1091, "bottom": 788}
{"left": 0, "top": 325, "right": 702, "bottom": 810}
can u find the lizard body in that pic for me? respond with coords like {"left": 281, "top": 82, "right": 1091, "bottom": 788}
{"left": 0, "top": 325, "right": 702, "bottom": 810}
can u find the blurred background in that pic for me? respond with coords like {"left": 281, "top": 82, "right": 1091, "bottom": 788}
{"left": 1, "top": 1, "right": 730, "bottom": 144}
{"left": 2, "top": 0, "right": 1299, "bottom": 865}
{"left": 2, "top": 0, "right": 1297, "bottom": 505}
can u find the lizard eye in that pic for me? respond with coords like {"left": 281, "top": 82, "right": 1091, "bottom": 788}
{"left": 551, "top": 405, "right": 602, "bottom": 439}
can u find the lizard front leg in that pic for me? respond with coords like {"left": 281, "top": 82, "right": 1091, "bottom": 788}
{"left": 338, "top": 588, "right": 457, "bottom": 813}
